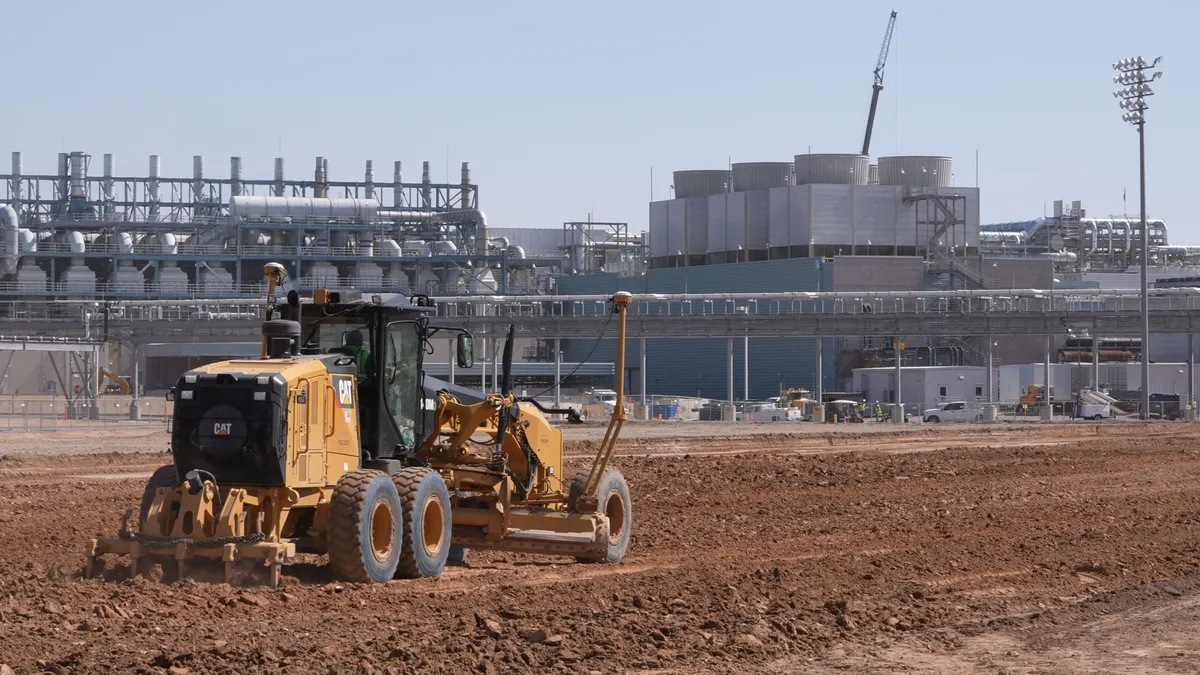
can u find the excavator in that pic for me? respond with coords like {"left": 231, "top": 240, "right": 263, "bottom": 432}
{"left": 86, "top": 263, "right": 633, "bottom": 586}
{"left": 99, "top": 367, "right": 132, "bottom": 395}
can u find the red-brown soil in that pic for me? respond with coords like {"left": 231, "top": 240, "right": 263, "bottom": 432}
{"left": 2, "top": 423, "right": 1199, "bottom": 674}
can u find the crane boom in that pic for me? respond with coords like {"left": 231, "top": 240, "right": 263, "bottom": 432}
{"left": 861, "top": 10, "right": 897, "bottom": 157}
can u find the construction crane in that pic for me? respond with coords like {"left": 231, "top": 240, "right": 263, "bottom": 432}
{"left": 861, "top": 10, "right": 898, "bottom": 157}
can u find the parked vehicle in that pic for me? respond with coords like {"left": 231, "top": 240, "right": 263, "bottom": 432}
{"left": 1148, "top": 393, "right": 1182, "bottom": 420}
{"left": 1020, "top": 384, "right": 1054, "bottom": 407}
{"left": 587, "top": 389, "right": 619, "bottom": 415}
{"left": 1078, "top": 402, "right": 1112, "bottom": 420}
{"left": 825, "top": 400, "right": 864, "bottom": 423}
{"left": 923, "top": 401, "right": 980, "bottom": 423}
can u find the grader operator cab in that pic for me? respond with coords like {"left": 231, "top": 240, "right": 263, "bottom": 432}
{"left": 86, "top": 263, "right": 634, "bottom": 586}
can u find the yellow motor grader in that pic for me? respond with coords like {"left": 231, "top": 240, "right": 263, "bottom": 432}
{"left": 86, "top": 264, "right": 633, "bottom": 586}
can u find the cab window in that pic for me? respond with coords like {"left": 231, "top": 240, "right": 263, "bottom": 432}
{"left": 384, "top": 322, "right": 420, "bottom": 448}
{"left": 301, "top": 314, "right": 371, "bottom": 355}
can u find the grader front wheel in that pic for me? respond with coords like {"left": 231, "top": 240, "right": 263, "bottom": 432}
{"left": 392, "top": 468, "right": 452, "bottom": 579}
{"left": 327, "top": 470, "right": 403, "bottom": 583}
{"left": 138, "top": 465, "right": 179, "bottom": 532}
{"left": 569, "top": 468, "right": 632, "bottom": 564}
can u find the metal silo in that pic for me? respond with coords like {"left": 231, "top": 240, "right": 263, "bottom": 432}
{"left": 673, "top": 170, "right": 729, "bottom": 198}
{"left": 793, "top": 154, "right": 869, "bottom": 186}
{"left": 877, "top": 156, "right": 953, "bottom": 189}
{"left": 731, "top": 162, "right": 793, "bottom": 192}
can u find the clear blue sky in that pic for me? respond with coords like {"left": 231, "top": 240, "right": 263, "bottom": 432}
{"left": 4, "top": 1, "right": 1198, "bottom": 239}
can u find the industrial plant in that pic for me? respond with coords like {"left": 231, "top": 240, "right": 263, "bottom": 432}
{"left": 0, "top": 151, "right": 643, "bottom": 298}
{"left": 0, "top": 11, "right": 1196, "bottom": 425}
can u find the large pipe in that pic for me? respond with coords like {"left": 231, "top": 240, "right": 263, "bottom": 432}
{"left": 357, "top": 231, "right": 374, "bottom": 257}
{"left": 230, "top": 156, "right": 243, "bottom": 196}
{"left": 460, "top": 162, "right": 471, "bottom": 209}
{"left": 229, "top": 196, "right": 379, "bottom": 221}
{"left": 69, "top": 151, "right": 86, "bottom": 199}
{"left": 392, "top": 161, "right": 403, "bottom": 208}
{"left": 364, "top": 160, "right": 375, "bottom": 200}
{"left": 379, "top": 238, "right": 401, "bottom": 256}
{"left": 273, "top": 157, "right": 285, "bottom": 196}
{"left": 314, "top": 157, "right": 327, "bottom": 198}
{"left": 116, "top": 231, "right": 134, "bottom": 255}
{"left": 421, "top": 161, "right": 431, "bottom": 207}
{"left": 57, "top": 153, "right": 68, "bottom": 201}
{"left": 148, "top": 155, "right": 161, "bottom": 222}
{"left": 67, "top": 230, "right": 86, "bottom": 254}
{"left": 18, "top": 229, "right": 36, "bottom": 254}
{"left": 193, "top": 155, "right": 205, "bottom": 204}
{"left": 11, "top": 152, "right": 22, "bottom": 212}
{"left": 0, "top": 205, "right": 18, "bottom": 276}
{"left": 375, "top": 208, "right": 489, "bottom": 254}
{"left": 476, "top": 210, "right": 488, "bottom": 255}
{"left": 102, "top": 153, "right": 115, "bottom": 204}
{"left": 158, "top": 232, "right": 178, "bottom": 255}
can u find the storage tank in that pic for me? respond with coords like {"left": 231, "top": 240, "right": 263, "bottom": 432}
{"left": 731, "top": 162, "right": 793, "bottom": 192}
{"left": 672, "top": 170, "right": 729, "bottom": 199}
{"left": 877, "top": 156, "right": 953, "bottom": 189}
{"left": 793, "top": 154, "right": 869, "bottom": 186}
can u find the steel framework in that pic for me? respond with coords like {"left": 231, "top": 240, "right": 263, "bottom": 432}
{"left": 3, "top": 289, "right": 1200, "bottom": 341}
{"left": 0, "top": 335, "right": 103, "bottom": 415}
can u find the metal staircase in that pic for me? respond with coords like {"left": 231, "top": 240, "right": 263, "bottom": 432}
{"left": 928, "top": 258, "right": 997, "bottom": 290}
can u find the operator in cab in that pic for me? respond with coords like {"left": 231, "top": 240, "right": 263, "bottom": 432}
{"left": 343, "top": 330, "right": 371, "bottom": 377}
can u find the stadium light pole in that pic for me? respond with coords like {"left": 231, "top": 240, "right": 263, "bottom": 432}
{"left": 1113, "top": 56, "right": 1162, "bottom": 419}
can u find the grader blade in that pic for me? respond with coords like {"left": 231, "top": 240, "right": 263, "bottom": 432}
{"left": 84, "top": 481, "right": 295, "bottom": 588}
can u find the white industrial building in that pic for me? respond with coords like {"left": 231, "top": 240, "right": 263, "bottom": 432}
{"left": 650, "top": 155, "right": 980, "bottom": 268}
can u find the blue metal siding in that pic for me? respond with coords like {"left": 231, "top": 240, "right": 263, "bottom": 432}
{"left": 556, "top": 258, "right": 828, "bottom": 399}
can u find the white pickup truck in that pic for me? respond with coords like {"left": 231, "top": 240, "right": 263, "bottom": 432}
{"left": 923, "top": 401, "right": 980, "bottom": 423}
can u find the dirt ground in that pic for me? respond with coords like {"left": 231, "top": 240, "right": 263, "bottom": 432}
{"left": 2, "top": 422, "right": 1200, "bottom": 674}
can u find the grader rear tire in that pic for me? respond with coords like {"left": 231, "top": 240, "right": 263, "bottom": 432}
{"left": 327, "top": 470, "right": 402, "bottom": 584}
{"left": 138, "top": 465, "right": 179, "bottom": 532}
{"left": 568, "top": 468, "right": 632, "bottom": 564}
{"left": 392, "top": 468, "right": 452, "bottom": 579}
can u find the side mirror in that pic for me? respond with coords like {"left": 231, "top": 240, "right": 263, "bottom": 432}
{"left": 166, "top": 387, "right": 176, "bottom": 402}
{"left": 456, "top": 333, "right": 474, "bottom": 369}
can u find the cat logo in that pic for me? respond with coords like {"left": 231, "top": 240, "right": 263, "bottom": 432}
{"left": 334, "top": 375, "right": 355, "bottom": 409}
{"left": 213, "top": 422, "right": 233, "bottom": 436}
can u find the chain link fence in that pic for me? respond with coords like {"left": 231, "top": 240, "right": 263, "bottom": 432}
{"left": 0, "top": 397, "right": 171, "bottom": 431}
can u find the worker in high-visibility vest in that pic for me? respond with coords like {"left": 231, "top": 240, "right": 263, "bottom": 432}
{"left": 343, "top": 330, "right": 371, "bottom": 377}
